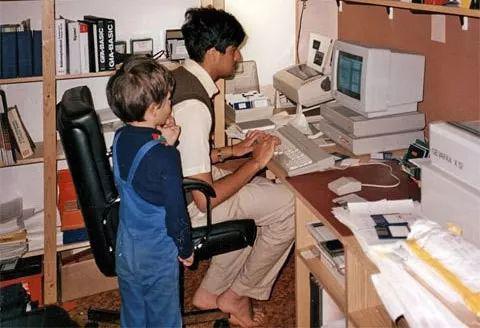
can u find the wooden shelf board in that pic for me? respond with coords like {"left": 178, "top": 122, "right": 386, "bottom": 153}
{"left": 0, "top": 142, "right": 65, "bottom": 168}
{"left": 0, "top": 76, "right": 43, "bottom": 85}
{"left": 345, "top": 0, "right": 480, "bottom": 17}
{"left": 56, "top": 71, "right": 114, "bottom": 81}
{"left": 297, "top": 247, "right": 346, "bottom": 313}
{"left": 349, "top": 305, "right": 393, "bottom": 328}
{"left": 23, "top": 241, "right": 91, "bottom": 258}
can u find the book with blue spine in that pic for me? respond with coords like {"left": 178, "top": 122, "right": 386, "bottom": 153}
{"left": 17, "top": 30, "right": 33, "bottom": 77}
{"left": 1, "top": 31, "right": 17, "bottom": 78}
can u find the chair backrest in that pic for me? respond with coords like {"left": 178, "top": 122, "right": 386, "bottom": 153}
{"left": 56, "top": 86, "right": 118, "bottom": 277}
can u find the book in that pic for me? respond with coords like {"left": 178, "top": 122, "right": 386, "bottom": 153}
{"left": 32, "top": 30, "right": 43, "bottom": 76}
{"left": 83, "top": 16, "right": 107, "bottom": 71}
{"left": 78, "top": 22, "right": 90, "bottom": 74}
{"left": 104, "top": 18, "right": 116, "bottom": 70}
{"left": 0, "top": 30, "right": 18, "bottom": 78}
{"left": 6, "top": 105, "right": 35, "bottom": 159}
{"left": 0, "top": 112, "right": 15, "bottom": 165}
{"left": 54, "top": 18, "right": 67, "bottom": 75}
{"left": 67, "top": 21, "right": 81, "bottom": 75}
{"left": 17, "top": 30, "right": 33, "bottom": 77}
{"left": 83, "top": 16, "right": 115, "bottom": 71}
{"left": 79, "top": 20, "right": 98, "bottom": 72}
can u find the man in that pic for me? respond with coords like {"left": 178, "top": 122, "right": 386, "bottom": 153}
{"left": 172, "top": 7, "right": 295, "bottom": 327}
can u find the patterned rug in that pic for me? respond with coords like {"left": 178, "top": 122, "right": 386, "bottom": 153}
{"left": 66, "top": 251, "right": 295, "bottom": 327}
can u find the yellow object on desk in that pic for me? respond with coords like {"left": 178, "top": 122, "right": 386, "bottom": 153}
{"left": 406, "top": 239, "right": 480, "bottom": 317}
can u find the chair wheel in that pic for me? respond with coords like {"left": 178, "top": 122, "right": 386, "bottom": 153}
{"left": 85, "top": 321, "right": 99, "bottom": 328}
{"left": 213, "top": 318, "right": 230, "bottom": 328}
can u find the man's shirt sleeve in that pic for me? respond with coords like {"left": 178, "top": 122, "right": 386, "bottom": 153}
{"left": 173, "top": 99, "right": 212, "bottom": 177}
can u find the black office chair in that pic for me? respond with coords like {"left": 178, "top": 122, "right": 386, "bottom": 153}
{"left": 56, "top": 86, "right": 257, "bottom": 327}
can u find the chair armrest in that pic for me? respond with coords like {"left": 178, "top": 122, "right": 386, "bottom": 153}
{"left": 182, "top": 178, "right": 215, "bottom": 230}
{"left": 182, "top": 178, "right": 216, "bottom": 198}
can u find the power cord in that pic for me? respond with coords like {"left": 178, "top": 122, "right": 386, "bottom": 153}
{"left": 296, "top": 0, "right": 308, "bottom": 64}
{"left": 332, "top": 161, "right": 401, "bottom": 188}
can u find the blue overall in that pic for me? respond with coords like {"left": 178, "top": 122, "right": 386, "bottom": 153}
{"left": 113, "top": 133, "right": 181, "bottom": 328}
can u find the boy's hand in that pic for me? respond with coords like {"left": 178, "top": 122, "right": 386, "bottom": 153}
{"left": 178, "top": 254, "right": 194, "bottom": 267}
{"left": 158, "top": 116, "right": 180, "bottom": 146}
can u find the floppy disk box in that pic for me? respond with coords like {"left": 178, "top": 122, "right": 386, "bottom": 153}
{"left": 225, "top": 61, "right": 273, "bottom": 123}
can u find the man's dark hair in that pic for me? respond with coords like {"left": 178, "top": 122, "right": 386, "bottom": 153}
{"left": 182, "top": 7, "right": 246, "bottom": 62}
{"left": 106, "top": 56, "right": 174, "bottom": 122}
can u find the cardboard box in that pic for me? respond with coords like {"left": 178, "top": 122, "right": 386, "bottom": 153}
{"left": 225, "top": 61, "right": 273, "bottom": 123}
{"left": 0, "top": 274, "right": 43, "bottom": 305}
{"left": 420, "top": 160, "right": 480, "bottom": 248}
{"left": 60, "top": 257, "right": 118, "bottom": 301}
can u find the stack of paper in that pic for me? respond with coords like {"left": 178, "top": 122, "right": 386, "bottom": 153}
{"left": 331, "top": 199, "right": 422, "bottom": 252}
{"left": 0, "top": 197, "right": 27, "bottom": 260}
{"left": 24, "top": 209, "right": 63, "bottom": 252}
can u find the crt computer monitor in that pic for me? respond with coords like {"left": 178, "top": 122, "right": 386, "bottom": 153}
{"left": 331, "top": 40, "right": 425, "bottom": 118}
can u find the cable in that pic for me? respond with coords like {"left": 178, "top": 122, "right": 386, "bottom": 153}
{"left": 296, "top": 0, "right": 308, "bottom": 64}
{"left": 331, "top": 161, "right": 401, "bottom": 189}
{"left": 153, "top": 49, "right": 167, "bottom": 60}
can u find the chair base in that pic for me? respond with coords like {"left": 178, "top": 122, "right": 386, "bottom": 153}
{"left": 85, "top": 307, "right": 230, "bottom": 327}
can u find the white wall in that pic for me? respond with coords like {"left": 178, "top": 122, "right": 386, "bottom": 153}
{"left": 225, "top": 0, "right": 296, "bottom": 87}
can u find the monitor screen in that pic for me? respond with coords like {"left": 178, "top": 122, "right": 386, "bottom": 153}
{"left": 337, "top": 51, "right": 362, "bottom": 100}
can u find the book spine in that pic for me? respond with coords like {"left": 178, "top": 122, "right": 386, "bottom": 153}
{"left": 17, "top": 30, "right": 33, "bottom": 77}
{"left": 92, "top": 23, "right": 99, "bottom": 72}
{"left": 7, "top": 106, "right": 34, "bottom": 159}
{"left": 86, "top": 17, "right": 107, "bottom": 72}
{"left": 104, "top": 19, "right": 115, "bottom": 71}
{"left": 98, "top": 20, "right": 107, "bottom": 71}
{"left": 0, "top": 113, "right": 15, "bottom": 164}
{"left": 67, "top": 21, "right": 81, "bottom": 75}
{"left": 55, "top": 18, "right": 67, "bottom": 75}
{"left": 310, "top": 273, "right": 323, "bottom": 328}
{"left": 78, "top": 22, "right": 90, "bottom": 74}
{"left": 32, "top": 30, "right": 42, "bottom": 76}
{"left": 0, "top": 113, "right": 6, "bottom": 165}
{"left": 0, "top": 31, "right": 2, "bottom": 78}
{"left": 1, "top": 31, "right": 18, "bottom": 78}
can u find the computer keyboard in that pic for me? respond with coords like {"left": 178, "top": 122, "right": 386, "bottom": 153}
{"left": 271, "top": 124, "right": 334, "bottom": 177}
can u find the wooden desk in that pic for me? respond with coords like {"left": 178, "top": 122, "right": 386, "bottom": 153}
{"left": 267, "top": 160, "right": 420, "bottom": 327}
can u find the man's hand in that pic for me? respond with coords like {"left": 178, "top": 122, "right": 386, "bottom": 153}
{"left": 158, "top": 116, "right": 180, "bottom": 146}
{"left": 178, "top": 254, "right": 194, "bottom": 267}
{"left": 251, "top": 134, "right": 276, "bottom": 169}
{"left": 232, "top": 130, "right": 268, "bottom": 157}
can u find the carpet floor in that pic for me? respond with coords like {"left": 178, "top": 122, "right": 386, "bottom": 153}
{"left": 66, "top": 251, "right": 296, "bottom": 327}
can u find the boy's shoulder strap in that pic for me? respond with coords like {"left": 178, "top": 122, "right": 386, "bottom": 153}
{"left": 126, "top": 139, "right": 161, "bottom": 184}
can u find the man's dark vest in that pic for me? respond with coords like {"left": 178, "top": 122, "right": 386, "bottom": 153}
{"left": 171, "top": 66, "right": 215, "bottom": 138}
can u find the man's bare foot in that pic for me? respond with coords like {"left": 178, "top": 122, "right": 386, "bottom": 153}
{"left": 229, "top": 311, "right": 264, "bottom": 327}
{"left": 217, "top": 289, "right": 264, "bottom": 328}
{"left": 192, "top": 287, "right": 218, "bottom": 310}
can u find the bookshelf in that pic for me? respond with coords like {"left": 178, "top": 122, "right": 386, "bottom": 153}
{"left": 343, "top": 0, "right": 480, "bottom": 17}
{"left": 1, "top": 0, "right": 225, "bottom": 306}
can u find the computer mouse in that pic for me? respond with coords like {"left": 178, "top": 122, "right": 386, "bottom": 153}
{"left": 327, "top": 176, "right": 362, "bottom": 196}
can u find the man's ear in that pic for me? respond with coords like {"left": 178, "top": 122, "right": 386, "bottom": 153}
{"left": 204, "top": 47, "right": 220, "bottom": 62}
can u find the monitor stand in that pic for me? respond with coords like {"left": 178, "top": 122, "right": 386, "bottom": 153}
{"left": 290, "top": 103, "right": 313, "bottom": 135}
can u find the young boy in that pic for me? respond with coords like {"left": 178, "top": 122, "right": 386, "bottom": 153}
{"left": 106, "top": 56, "right": 193, "bottom": 327}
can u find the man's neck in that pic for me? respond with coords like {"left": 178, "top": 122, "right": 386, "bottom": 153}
{"left": 199, "top": 61, "right": 219, "bottom": 82}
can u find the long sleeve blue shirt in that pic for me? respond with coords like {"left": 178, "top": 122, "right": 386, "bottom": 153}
{"left": 114, "top": 125, "right": 192, "bottom": 259}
